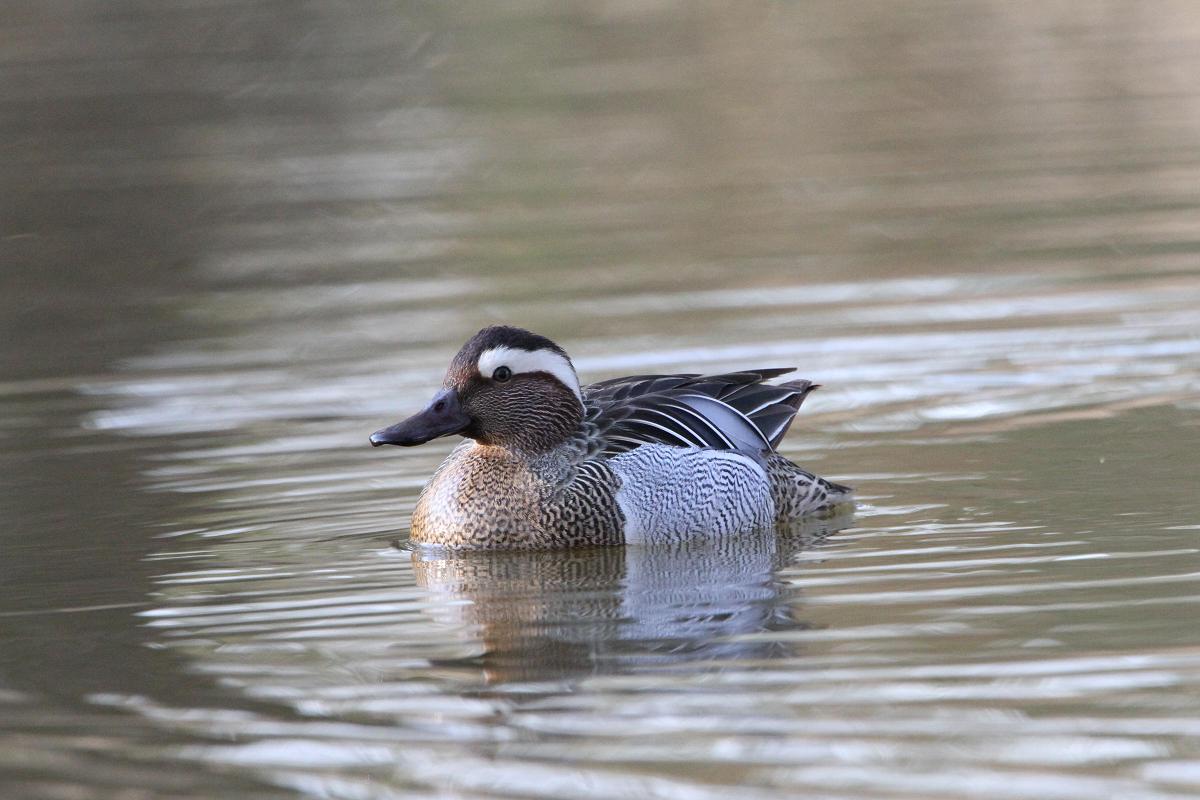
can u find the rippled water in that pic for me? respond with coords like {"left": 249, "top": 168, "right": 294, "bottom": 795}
{"left": 4, "top": 2, "right": 1200, "bottom": 798}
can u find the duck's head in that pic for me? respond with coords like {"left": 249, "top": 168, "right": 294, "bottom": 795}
{"left": 370, "top": 326, "right": 584, "bottom": 453}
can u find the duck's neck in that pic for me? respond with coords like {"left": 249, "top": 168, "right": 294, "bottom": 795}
{"left": 472, "top": 414, "right": 582, "bottom": 456}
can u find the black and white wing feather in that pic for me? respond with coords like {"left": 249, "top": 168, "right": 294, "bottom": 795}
{"left": 584, "top": 369, "right": 818, "bottom": 458}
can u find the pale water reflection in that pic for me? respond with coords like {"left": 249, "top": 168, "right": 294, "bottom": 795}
{"left": 144, "top": 519, "right": 847, "bottom": 694}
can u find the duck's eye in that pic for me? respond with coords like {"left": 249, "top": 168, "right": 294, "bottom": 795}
{"left": 492, "top": 366, "right": 512, "bottom": 382}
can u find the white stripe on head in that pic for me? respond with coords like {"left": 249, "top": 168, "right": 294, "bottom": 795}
{"left": 477, "top": 346, "right": 583, "bottom": 405}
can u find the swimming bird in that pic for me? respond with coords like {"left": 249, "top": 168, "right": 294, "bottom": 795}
{"left": 370, "top": 326, "right": 852, "bottom": 549}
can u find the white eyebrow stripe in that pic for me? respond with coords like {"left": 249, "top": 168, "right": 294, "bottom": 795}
{"left": 477, "top": 346, "right": 584, "bottom": 405}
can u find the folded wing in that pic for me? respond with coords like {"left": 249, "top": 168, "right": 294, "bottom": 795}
{"left": 584, "top": 369, "right": 818, "bottom": 457}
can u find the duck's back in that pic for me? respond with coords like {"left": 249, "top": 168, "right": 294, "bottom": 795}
{"left": 584, "top": 368, "right": 852, "bottom": 543}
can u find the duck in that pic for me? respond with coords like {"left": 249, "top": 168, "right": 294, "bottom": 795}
{"left": 370, "top": 326, "right": 852, "bottom": 549}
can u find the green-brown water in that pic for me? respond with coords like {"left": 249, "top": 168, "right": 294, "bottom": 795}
{"left": 3, "top": 2, "right": 1200, "bottom": 798}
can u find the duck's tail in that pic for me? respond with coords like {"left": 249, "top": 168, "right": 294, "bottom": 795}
{"left": 766, "top": 453, "right": 854, "bottom": 519}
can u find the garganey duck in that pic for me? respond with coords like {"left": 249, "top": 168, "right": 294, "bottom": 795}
{"left": 370, "top": 326, "right": 852, "bottom": 549}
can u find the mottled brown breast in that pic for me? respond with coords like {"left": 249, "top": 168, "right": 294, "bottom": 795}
{"left": 410, "top": 443, "right": 624, "bottom": 549}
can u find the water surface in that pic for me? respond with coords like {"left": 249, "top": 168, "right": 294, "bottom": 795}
{"left": 3, "top": 2, "right": 1200, "bottom": 798}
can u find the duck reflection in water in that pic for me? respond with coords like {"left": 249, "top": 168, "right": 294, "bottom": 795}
{"left": 410, "top": 512, "right": 854, "bottom": 683}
